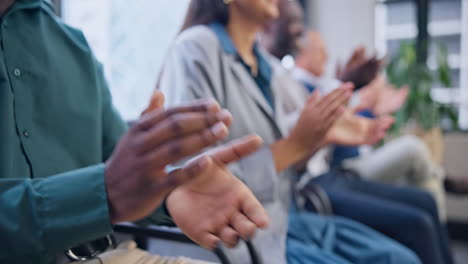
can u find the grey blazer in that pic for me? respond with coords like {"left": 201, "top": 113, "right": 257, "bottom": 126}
{"left": 159, "top": 25, "right": 307, "bottom": 264}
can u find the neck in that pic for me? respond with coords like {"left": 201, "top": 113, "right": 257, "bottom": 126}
{"left": 226, "top": 9, "right": 262, "bottom": 63}
{"left": 0, "top": 0, "right": 15, "bottom": 16}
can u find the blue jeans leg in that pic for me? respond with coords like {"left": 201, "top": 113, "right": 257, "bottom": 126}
{"left": 312, "top": 173, "right": 453, "bottom": 264}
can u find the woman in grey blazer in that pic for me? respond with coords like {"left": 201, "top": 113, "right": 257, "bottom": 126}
{"left": 158, "top": 0, "right": 420, "bottom": 263}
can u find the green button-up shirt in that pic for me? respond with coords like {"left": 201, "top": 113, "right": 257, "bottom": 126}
{"left": 0, "top": 1, "right": 141, "bottom": 263}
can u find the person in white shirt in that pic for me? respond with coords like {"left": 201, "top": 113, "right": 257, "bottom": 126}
{"left": 294, "top": 31, "right": 447, "bottom": 220}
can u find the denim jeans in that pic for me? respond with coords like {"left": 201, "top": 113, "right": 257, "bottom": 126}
{"left": 310, "top": 171, "right": 454, "bottom": 264}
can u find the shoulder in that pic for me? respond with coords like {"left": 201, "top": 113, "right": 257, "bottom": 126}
{"left": 175, "top": 25, "right": 220, "bottom": 49}
{"left": 39, "top": 5, "right": 95, "bottom": 55}
{"left": 172, "top": 25, "right": 222, "bottom": 59}
{"left": 176, "top": 25, "right": 220, "bottom": 46}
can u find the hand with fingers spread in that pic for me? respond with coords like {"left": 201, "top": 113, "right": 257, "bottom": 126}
{"left": 352, "top": 75, "right": 387, "bottom": 113}
{"left": 325, "top": 110, "right": 394, "bottom": 146}
{"left": 353, "top": 75, "right": 409, "bottom": 116}
{"left": 167, "top": 135, "right": 269, "bottom": 249}
{"left": 337, "top": 47, "right": 384, "bottom": 90}
{"left": 336, "top": 46, "right": 367, "bottom": 78}
{"left": 272, "top": 83, "right": 354, "bottom": 172}
{"left": 290, "top": 82, "right": 354, "bottom": 149}
{"left": 105, "top": 99, "right": 234, "bottom": 224}
{"left": 374, "top": 85, "right": 409, "bottom": 116}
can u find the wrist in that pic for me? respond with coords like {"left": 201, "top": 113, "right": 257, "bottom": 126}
{"left": 284, "top": 136, "right": 311, "bottom": 158}
{"left": 271, "top": 136, "right": 311, "bottom": 172}
{"left": 104, "top": 162, "right": 119, "bottom": 224}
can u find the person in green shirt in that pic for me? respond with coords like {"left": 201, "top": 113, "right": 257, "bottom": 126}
{"left": 0, "top": 0, "right": 269, "bottom": 263}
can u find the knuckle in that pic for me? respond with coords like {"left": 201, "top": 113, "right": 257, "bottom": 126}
{"left": 165, "top": 172, "right": 179, "bottom": 187}
{"left": 132, "top": 138, "right": 147, "bottom": 154}
{"left": 168, "top": 114, "right": 184, "bottom": 135}
{"left": 134, "top": 119, "right": 149, "bottom": 131}
{"left": 205, "top": 237, "right": 218, "bottom": 250}
{"left": 202, "top": 128, "right": 216, "bottom": 145}
{"left": 186, "top": 165, "right": 199, "bottom": 180}
{"left": 164, "top": 108, "right": 177, "bottom": 117}
{"left": 204, "top": 113, "right": 215, "bottom": 127}
{"left": 166, "top": 141, "right": 183, "bottom": 157}
{"left": 245, "top": 222, "right": 256, "bottom": 235}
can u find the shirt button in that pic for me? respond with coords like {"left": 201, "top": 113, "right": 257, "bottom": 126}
{"left": 23, "top": 130, "right": 30, "bottom": 138}
{"left": 13, "top": 68, "right": 21, "bottom": 77}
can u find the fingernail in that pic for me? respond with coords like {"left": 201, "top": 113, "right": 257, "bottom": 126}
{"left": 206, "top": 99, "right": 221, "bottom": 113}
{"left": 251, "top": 134, "right": 264, "bottom": 145}
{"left": 217, "top": 109, "right": 232, "bottom": 122}
{"left": 197, "top": 156, "right": 210, "bottom": 170}
{"left": 212, "top": 123, "right": 228, "bottom": 137}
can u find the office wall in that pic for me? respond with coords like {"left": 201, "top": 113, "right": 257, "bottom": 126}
{"left": 460, "top": 0, "right": 468, "bottom": 129}
{"left": 306, "top": 0, "right": 377, "bottom": 78}
{"left": 62, "top": 0, "right": 190, "bottom": 120}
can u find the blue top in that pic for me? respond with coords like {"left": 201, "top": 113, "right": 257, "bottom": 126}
{"left": 210, "top": 22, "right": 275, "bottom": 110}
{"left": 300, "top": 81, "right": 317, "bottom": 94}
{"left": 297, "top": 79, "right": 375, "bottom": 168}
{"left": 330, "top": 109, "right": 376, "bottom": 168}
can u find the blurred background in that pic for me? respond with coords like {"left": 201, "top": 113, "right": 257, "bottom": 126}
{"left": 52, "top": 0, "right": 468, "bottom": 262}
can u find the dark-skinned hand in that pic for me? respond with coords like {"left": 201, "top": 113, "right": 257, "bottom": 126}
{"left": 105, "top": 98, "right": 233, "bottom": 223}
{"left": 137, "top": 91, "right": 269, "bottom": 249}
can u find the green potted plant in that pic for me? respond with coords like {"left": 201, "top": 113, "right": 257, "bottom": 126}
{"left": 386, "top": 41, "right": 458, "bottom": 164}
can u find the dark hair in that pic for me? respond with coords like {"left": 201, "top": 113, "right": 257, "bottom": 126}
{"left": 180, "top": 0, "right": 230, "bottom": 32}
{"left": 155, "top": 0, "right": 230, "bottom": 90}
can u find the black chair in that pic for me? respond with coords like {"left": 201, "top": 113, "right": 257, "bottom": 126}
{"left": 296, "top": 182, "right": 334, "bottom": 215}
{"left": 295, "top": 167, "right": 365, "bottom": 215}
{"left": 114, "top": 223, "right": 262, "bottom": 264}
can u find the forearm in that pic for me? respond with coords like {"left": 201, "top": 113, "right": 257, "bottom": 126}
{"left": 0, "top": 164, "right": 113, "bottom": 262}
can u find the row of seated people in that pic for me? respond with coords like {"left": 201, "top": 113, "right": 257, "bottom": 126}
{"left": 160, "top": 0, "right": 453, "bottom": 263}
{"left": 0, "top": 0, "right": 455, "bottom": 263}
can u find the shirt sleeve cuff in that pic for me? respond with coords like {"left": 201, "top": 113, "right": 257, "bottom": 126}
{"left": 35, "top": 164, "right": 113, "bottom": 253}
{"left": 136, "top": 200, "right": 175, "bottom": 227}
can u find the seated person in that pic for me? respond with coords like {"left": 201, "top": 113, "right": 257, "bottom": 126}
{"left": 159, "top": 0, "right": 421, "bottom": 263}
{"left": 293, "top": 30, "right": 447, "bottom": 220}
{"left": 261, "top": 1, "right": 454, "bottom": 264}
{"left": 0, "top": 1, "right": 269, "bottom": 263}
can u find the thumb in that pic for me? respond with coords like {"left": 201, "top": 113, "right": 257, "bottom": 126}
{"left": 209, "top": 135, "right": 264, "bottom": 165}
{"left": 142, "top": 91, "right": 165, "bottom": 117}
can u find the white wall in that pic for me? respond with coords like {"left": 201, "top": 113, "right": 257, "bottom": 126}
{"left": 459, "top": 0, "right": 468, "bottom": 130}
{"left": 306, "top": 0, "right": 377, "bottom": 78}
{"left": 62, "top": 0, "right": 190, "bottom": 120}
